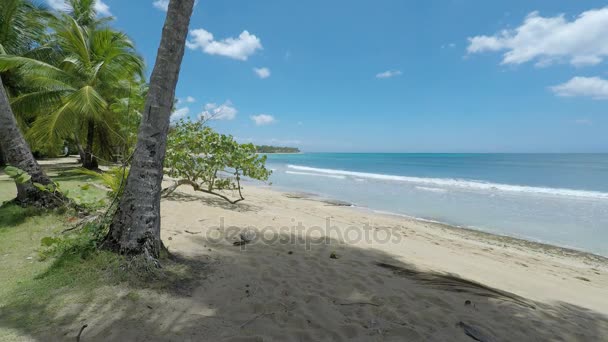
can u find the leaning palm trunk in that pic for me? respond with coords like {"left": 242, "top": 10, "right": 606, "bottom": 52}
{"left": 106, "top": 0, "right": 195, "bottom": 261}
{"left": 0, "top": 75, "right": 62, "bottom": 207}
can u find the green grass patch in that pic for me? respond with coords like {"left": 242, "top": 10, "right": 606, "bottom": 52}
{"left": 0, "top": 164, "right": 203, "bottom": 340}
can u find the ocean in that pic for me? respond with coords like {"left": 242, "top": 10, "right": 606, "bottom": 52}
{"left": 261, "top": 153, "right": 608, "bottom": 256}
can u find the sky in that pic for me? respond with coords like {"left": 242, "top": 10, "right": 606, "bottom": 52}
{"left": 48, "top": 0, "right": 608, "bottom": 152}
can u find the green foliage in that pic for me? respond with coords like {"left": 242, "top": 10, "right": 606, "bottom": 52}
{"left": 0, "top": 0, "right": 53, "bottom": 56}
{"left": 38, "top": 219, "right": 108, "bottom": 261}
{"left": 165, "top": 120, "right": 272, "bottom": 201}
{"left": 0, "top": 3, "right": 145, "bottom": 159}
{"left": 256, "top": 145, "right": 301, "bottom": 153}
{"left": 109, "top": 82, "right": 147, "bottom": 159}
{"left": 3, "top": 165, "right": 110, "bottom": 210}
{"left": 4, "top": 165, "right": 31, "bottom": 184}
{"left": 78, "top": 167, "right": 129, "bottom": 198}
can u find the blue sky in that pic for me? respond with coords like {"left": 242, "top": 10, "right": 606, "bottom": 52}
{"left": 50, "top": 0, "right": 608, "bottom": 152}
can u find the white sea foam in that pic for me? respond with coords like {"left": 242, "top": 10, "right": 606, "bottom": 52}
{"left": 285, "top": 170, "right": 346, "bottom": 179}
{"left": 286, "top": 164, "right": 608, "bottom": 200}
{"left": 416, "top": 186, "right": 448, "bottom": 193}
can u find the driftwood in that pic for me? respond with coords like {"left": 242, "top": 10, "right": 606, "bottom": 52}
{"left": 239, "top": 312, "right": 274, "bottom": 329}
{"left": 161, "top": 179, "right": 244, "bottom": 204}
{"left": 76, "top": 324, "right": 88, "bottom": 342}
{"left": 457, "top": 321, "right": 493, "bottom": 342}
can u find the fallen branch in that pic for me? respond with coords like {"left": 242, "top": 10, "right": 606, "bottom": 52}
{"left": 457, "top": 321, "right": 492, "bottom": 342}
{"left": 161, "top": 179, "right": 244, "bottom": 204}
{"left": 76, "top": 324, "right": 88, "bottom": 342}
{"left": 62, "top": 215, "right": 100, "bottom": 234}
{"left": 239, "top": 312, "right": 274, "bottom": 329}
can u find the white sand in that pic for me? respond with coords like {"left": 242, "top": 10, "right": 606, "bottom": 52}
{"left": 140, "top": 184, "right": 608, "bottom": 341}
{"left": 4, "top": 161, "right": 607, "bottom": 341}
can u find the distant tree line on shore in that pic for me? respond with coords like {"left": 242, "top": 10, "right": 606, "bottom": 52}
{"left": 255, "top": 145, "right": 300, "bottom": 153}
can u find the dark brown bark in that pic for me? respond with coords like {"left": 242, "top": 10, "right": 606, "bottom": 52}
{"left": 82, "top": 120, "right": 98, "bottom": 169}
{"left": 161, "top": 179, "right": 245, "bottom": 204}
{"left": 106, "top": 0, "right": 196, "bottom": 260}
{"left": 0, "top": 143, "right": 5, "bottom": 167}
{"left": 0, "top": 75, "right": 63, "bottom": 207}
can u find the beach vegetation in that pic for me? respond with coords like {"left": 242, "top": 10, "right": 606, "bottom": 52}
{"left": 256, "top": 145, "right": 300, "bottom": 153}
{"left": 163, "top": 119, "right": 272, "bottom": 204}
{"left": 0, "top": 12, "right": 144, "bottom": 169}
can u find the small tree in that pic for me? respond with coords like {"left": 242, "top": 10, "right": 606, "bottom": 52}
{"left": 162, "top": 120, "right": 272, "bottom": 204}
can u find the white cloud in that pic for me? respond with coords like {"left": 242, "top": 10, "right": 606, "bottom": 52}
{"left": 46, "top": 0, "right": 67, "bottom": 11}
{"left": 254, "top": 67, "right": 271, "bottom": 79}
{"left": 152, "top": 0, "right": 169, "bottom": 11}
{"left": 199, "top": 101, "right": 237, "bottom": 121}
{"left": 187, "top": 28, "right": 262, "bottom": 61}
{"left": 94, "top": 0, "right": 111, "bottom": 16}
{"left": 550, "top": 76, "right": 608, "bottom": 99}
{"left": 171, "top": 107, "right": 190, "bottom": 122}
{"left": 47, "top": 0, "right": 111, "bottom": 16}
{"left": 251, "top": 114, "right": 276, "bottom": 126}
{"left": 467, "top": 7, "right": 608, "bottom": 67}
{"left": 376, "top": 70, "right": 402, "bottom": 79}
{"left": 185, "top": 96, "right": 196, "bottom": 103}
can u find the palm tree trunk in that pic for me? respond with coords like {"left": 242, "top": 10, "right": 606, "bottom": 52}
{"left": 82, "top": 120, "right": 98, "bottom": 169}
{"left": 73, "top": 134, "right": 86, "bottom": 162}
{"left": 0, "top": 143, "right": 5, "bottom": 167}
{"left": 0, "top": 75, "right": 62, "bottom": 207}
{"left": 106, "top": 0, "right": 195, "bottom": 261}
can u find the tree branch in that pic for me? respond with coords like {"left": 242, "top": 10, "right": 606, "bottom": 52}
{"left": 161, "top": 179, "right": 245, "bottom": 204}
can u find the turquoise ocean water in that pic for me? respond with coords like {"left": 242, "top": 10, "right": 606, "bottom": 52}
{"left": 262, "top": 153, "right": 608, "bottom": 256}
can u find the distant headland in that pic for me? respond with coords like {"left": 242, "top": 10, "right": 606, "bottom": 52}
{"left": 256, "top": 145, "right": 301, "bottom": 153}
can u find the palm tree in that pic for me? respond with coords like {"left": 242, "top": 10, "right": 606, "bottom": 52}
{"left": 0, "top": 0, "right": 50, "bottom": 56}
{"left": 0, "top": 15, "right": 144, "bottom": 169}
{"left": 106, "top": 0, "right": 195, "bottom": 261}
{"left": 0, "top": 0, "right": 63, "bottom": 207}
{"left": 0, "top": 77, "right": 63, "bottom": 207}
{"left": 67, "top": 0, "right": 112, "bottom": 28}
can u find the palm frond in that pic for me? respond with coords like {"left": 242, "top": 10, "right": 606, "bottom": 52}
{"left": 0, "top": 54, "right": 72, "bottom": 81}
{"left": 65, "top": 85, "right": 108, "bottom": 121}
{"left": 10, "top": 89, "right": 67, "bottom": 118}
{"left": 27, "top": 101, "right": 78, "bottom": 150}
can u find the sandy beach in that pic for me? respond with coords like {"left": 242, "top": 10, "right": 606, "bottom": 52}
{"left": 119, "top": 182, "right": 608, "bottom": 341}
{"left": 2, "top": 158, "right": 607, "bottom": 341}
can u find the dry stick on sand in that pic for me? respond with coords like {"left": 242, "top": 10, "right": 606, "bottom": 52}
{"left": 239, "top": 312, "right": 275, "bottom": 329}
{"left": 76, "top": 324, "right": 88, "bottom": 342}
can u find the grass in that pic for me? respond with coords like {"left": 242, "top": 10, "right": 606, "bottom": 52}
{"left": 0, "top": 173, "right": 115, "bottom": 339}
{"left": 0, "top": 167, "right": 200, "bottom": 340}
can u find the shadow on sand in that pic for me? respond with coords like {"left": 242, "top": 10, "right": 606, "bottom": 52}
{"left": 164, "top": 191, "right": 260, "bottom": 213}
{"left": 1, "top": 223, "right": 607, "bottom": 342}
